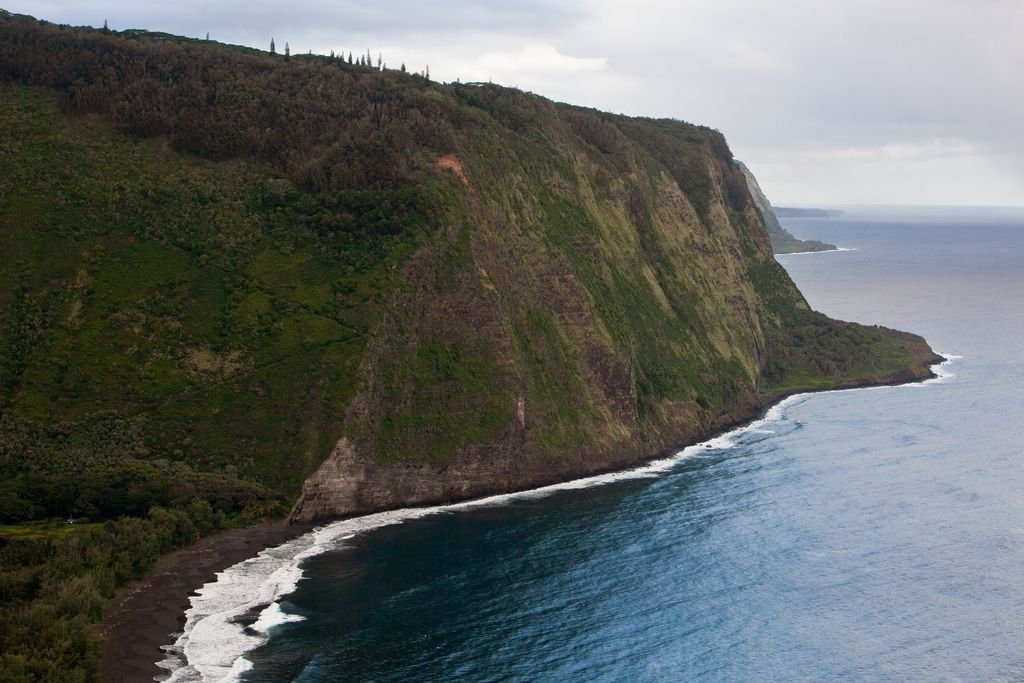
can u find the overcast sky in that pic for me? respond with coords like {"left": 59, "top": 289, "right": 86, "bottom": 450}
{"left": 11, "top": 0, "right": 1024, "bottom": 205}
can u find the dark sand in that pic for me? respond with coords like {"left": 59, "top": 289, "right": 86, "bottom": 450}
{"left": 101, "top": 522, "right": 314, "bottom": 683}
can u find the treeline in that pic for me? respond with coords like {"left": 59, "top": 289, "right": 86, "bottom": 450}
{"left": 0, "top": 13, "right": 461, "bottom": 191}
{"left": 0, "top": 12, "right": 740, "bottom": 218}
{"left": 0, "top": 503, "right": 234, "bottom": 681}
{"left": 0, "top": 413, "right": 278, "bottom": 524}
{"left": 0, "top": 411, "right": 282, "bottom": 680}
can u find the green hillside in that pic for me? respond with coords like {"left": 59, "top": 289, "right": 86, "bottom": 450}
{"left": 0, "top": 12, "right": 939, "bottom": 680}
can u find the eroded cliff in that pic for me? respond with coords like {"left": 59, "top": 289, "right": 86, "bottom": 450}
{"left": 289, "top": 106, "right": 938, "bottom": 521}
{"left": 0, "top": 14, "right": 940, "bottom": 526}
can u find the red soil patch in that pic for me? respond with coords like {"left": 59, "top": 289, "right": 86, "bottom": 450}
{"left": 437, "top": 154, "right": 468, "bottom": 186}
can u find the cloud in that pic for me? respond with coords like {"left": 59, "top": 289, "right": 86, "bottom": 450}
{"left": 798, "top": 138, "right": 982, "bottom": 163}
{"left": 720, "top": 40, "right": 788, "bottom": 73}
{"left": 466, "top": 43, "right": 607, "bottom": 80}
{"left": 22, "top": 0, "right": 582, "bottom": 38}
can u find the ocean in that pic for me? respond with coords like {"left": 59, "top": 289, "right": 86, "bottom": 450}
{"left": 162, "top": 205, "right": 1024, "bottom": 682}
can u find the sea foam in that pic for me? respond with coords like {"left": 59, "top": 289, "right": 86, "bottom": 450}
{"left": 157, "top": 353, "right": 957, "bottom": 681}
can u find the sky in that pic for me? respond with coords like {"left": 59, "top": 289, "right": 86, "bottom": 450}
{"left": 10, "top": 0, "right": 1024, "bottom": 206}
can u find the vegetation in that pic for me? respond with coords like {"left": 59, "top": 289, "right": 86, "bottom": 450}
{"left": 0, "top": 504, "right": 230, "bottom": 682}
{"left": 0, "top": 12, "right": 938, "bottom": 681}
{"left": 0, "top": 81, "right": 431, "bottom": 680}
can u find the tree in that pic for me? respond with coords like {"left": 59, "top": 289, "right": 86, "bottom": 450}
{"left": 205, "top": 32, "right": 210, "bottom": 41}
{"left": 400, "top": 62, "right": 406, "bottom": 73}
{"left": 103, "top": 19, "right": 109, "bottom": 33}
{"left": 377, "top": 52, "right": 382, "bottom": 70}
{"left": 425, "top": 65, "right": 430, "bottom": 81}
{"left": 348, "top": 51, "right": 353, "bottom": 64}
{"left": 270, "top": 38, "right": 276, "bottom": 54}
{"left": 285, "top": 42, "right": 290, "bottom": 58}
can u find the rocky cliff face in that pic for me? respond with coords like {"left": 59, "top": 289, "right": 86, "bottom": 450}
{"left": 289, "top": 109, "right": 937, "bottom": 522}
{"left": 0, "top": 15, "right": 939, "bottom": 525}
{"left": 737, "top": 162, "right": 837, "bottom": 254}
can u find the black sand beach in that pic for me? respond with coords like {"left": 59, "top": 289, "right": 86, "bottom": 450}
{"left": 101, "top": 523, "right": 313, "bottom": 683}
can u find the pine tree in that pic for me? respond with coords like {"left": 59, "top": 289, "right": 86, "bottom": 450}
{"left": 285, "top": 42, "right": 290, "bottom": 58}
{"left": 425, "top": 65, "right": 430, "bottom": 82}
{"left": 102, "top": 19, "right": 109, "bottom": 33}
{"left": 377, "top": 52, "right": 382, "bottom": 70}
{"left": 400, "top": 62, "right": 406, "bottom": 73}
{"left": 205, "top": 32, "right": 210, "bottom": 41}
{"left": 270, "top": 38, "right": 276, "bottom": 54}
{"left": 348, "top": 51, "right": 353, "bottom": 64}
{"left": 367, "top": 49, "right": 372, "bottom": 67}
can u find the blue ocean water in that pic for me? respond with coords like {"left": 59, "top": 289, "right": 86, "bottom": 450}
{"left": 237, "top": 206, "right": 1024, "bottom": 681}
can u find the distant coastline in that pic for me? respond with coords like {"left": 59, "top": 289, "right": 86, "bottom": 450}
{"left": 777, "top": 246, "right": 857, "bottom": 256}
{"left": 772, "top": 239, "right": 838, "bottom": 255}
{"left": 774, "top": 207, "right": 846, "bottom": 218}
{"left": 734, "top": 163, "right": 839, "bottom": 254}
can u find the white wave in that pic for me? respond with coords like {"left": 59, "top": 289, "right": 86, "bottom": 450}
{"left": 251, "top": 601, "right": 304, "bottom": 632}
{"left": 158, "top": 355, "right": 957, "bottom": 681}
{"left": 907, "top": 352, "right": 960, "bottom": 387}
{"left": 158, "top": 512, "right": 438, "bottom": 682}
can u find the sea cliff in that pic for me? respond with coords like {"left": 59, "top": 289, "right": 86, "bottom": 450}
{"left": 0, "top": 13, "right": 940, "bottom": 526}
{"left": 0, "top": 14, "right": 944, "bottom": 678}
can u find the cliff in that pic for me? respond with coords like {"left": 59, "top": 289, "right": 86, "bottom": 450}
{"left": 737, "top": 162, "right": 838, "bottom": 254}
{"left": 0, "top": 14, "right": 940, "bottom": 527}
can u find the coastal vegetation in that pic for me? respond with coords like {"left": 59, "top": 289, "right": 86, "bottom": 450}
{"left": 0, "top": 505, "right": 224, "bottom": 681}
{"left": 0, "top": 11, "right": 939, "bottom": 680}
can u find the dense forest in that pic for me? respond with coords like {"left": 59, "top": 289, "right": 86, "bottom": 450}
{"left": 0, "top": 11, "right": 939, "bottom": 681}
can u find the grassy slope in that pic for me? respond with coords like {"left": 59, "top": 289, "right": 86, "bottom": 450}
{"left": 0, "top": 87, "right": 425, "bottom": 511}
{"left": 0, "top": 85, "right": 428, "bottom": 680}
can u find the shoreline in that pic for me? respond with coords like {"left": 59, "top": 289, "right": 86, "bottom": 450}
{"left": 101, "top": 522, "right": 314, "bottom": 683}
{"left": 103, "top": 355, "right": 950, "bottom": 683}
